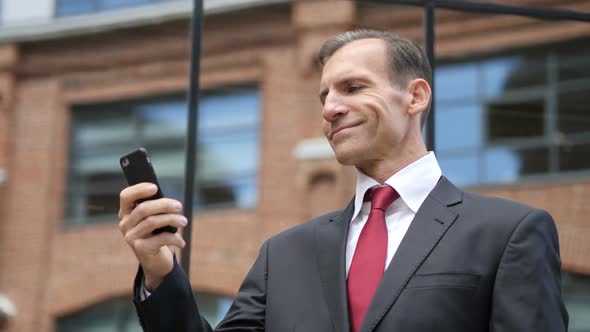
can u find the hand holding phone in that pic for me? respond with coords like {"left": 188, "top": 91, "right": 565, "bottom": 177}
{"left": 120, "top": 148, "right": 177, "bottom": 234}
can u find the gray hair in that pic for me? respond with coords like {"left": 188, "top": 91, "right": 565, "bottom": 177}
{"left": 319, "top": 29, "right": 432, "bottom": 126}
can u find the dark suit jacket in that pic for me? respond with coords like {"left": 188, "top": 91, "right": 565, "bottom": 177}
{"left": 133, "top": 177, "right": 568, "bottom": 331}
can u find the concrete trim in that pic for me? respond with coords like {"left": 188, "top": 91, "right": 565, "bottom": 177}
{"left": 0, "top": 294, "right": 16, "bottom": 319}
{"left": 0, "top": 0, "right": 291, "bottom": 43}
{"left": 293, "top": 137, "right": 334, "bottom": 161}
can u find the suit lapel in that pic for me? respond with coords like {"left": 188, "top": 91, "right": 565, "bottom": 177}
{"left": 315, "top": 199, "right": 354, "bottom": 332}
{"left": 360, "top": 177, "right": 463, "bottom": 332}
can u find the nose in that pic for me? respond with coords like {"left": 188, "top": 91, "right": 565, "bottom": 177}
{"left": 322, "top": 92, "right": 349, "bottom": 122}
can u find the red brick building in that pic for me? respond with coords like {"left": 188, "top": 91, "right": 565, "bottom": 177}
{"left": 0, "top": 0, "right": 589, "bottom": 331}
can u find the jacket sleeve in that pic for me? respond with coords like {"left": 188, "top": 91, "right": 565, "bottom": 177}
{"left": 133, "top": 240, "right": 269, "bottom": 332}
{"left": 490, "top": 209, "right": 569, "bottom": 332}
{"left": 215, "top": 239, "right": 268, "bottom": 331}
{"left": 133, "top": 259, "right": 212, "bottom": 332}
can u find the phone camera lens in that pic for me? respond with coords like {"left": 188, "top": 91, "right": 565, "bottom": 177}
{"left": 121, "top": 158, "right": 130, "bottom": 167}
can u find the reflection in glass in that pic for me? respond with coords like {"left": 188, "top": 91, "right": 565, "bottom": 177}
{"left": 65, "top": 85, "right": 260, "bottom": 226}
{"left": 101, "top": 0, "right": 150, "bottom": 10}
{"left": 482, "top": 56, "right": 545, "bottom": 97}
{"left": 435, "top": 103, "right": 483, "bottom": 150}
{"left": 56, "top": 0, "right": 97, "bottom": 16}
{"left": 194, "top": 293, "right": 234, "bottom": 327}
{"left": 560, "top": 143, "right": 590, "bottom": 172}
{"left": 562, "top": 272, "right": 590, "bottom": 332}
{"left": 437, "top": 154, "right": 479, "bottom": 187}
{"left": 57, "top": 293, "right": 232, "bottom": 332}
{"left": 558, "top": 46, "right": 590, "bottom": 83}
{"left": 486, "top": 98, "right": 544, "bottom": 141}
{"left": 434, "top": 39, "right": 590, "bottom": 186}
{"left": 435, "top": 62, "right": 479, "bottom": 103}
{"left": 558, "top": 89, "right": 590, "bottom": 136}
{"left": 57, "top": 297, "right": 137, "bottom": 332}
{"left": 484, "top": 147, "right": 549, "bottom": 183}
{"left": 56, "top": 0, "right": 186, "bottom": 17}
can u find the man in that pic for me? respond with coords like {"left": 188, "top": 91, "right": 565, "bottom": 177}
{"left": 118, "top": 30, "right": 568, "bottom": 331}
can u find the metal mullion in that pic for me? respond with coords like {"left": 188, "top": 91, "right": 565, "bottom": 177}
{"left": 547, "top": 52, "right": 559, "bottom": 173}
{"left": 558, "top": 78, "right": 590, "bottom": 92}
{"left": 181, "top": 0, "right": 204, "bottom": 275}
{"left": 484, "top": 87, "right": 547, "bottom": 104}
{"left": 564, "top": 132, "right": 590, "bottom": 144}
{"left": 489, "top": 136, "right": 548, "bottom": 149}
{"left": 436, "top": 147, "right": 481, "bottom": 157}
{"left": 477, "top": 62, "right": 487, "bottom": 184}
{"left": 424, "top": 0, "right": 436, "bottom": 152}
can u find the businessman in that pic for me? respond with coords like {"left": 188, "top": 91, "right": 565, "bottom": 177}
{"left": 118, "top": 30, "right": 568, "bottom": 331}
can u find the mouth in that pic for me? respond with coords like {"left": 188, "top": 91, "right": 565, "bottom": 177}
{"left": 330, "top": 123, "right": 359, "bottom": 139}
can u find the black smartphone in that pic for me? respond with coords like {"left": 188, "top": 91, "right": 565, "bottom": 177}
{"left": 120, "top": 148, "right": 177, "bottom": 234}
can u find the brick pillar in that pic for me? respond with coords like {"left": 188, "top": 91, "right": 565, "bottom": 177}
{"left": 0, "top": 45, "right": 18, "bottom": 183}
{"left": 291, "top": 0, "right": 358, "bottom": 219}
{"left": 1, "top": 77, "right": 63, "bottom": 332}
{"left": 0, "top": 44, "right": 18, "bottom": 332}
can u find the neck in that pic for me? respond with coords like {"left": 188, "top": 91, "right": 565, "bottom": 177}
{"left": 357, "top": 139, "right": 428, "bottom": 184}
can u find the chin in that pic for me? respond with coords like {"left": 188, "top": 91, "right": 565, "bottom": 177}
{"left": 332, "top": 146, "right": 363, "bottom": 166}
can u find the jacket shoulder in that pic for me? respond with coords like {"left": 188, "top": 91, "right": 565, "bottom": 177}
{"left": 267, "top": 209, "right": 344, "bottom": 243}
{"left": 459, "top": 190, "right": 552, "bottom": 228}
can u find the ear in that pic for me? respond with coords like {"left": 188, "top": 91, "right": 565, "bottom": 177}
{"left": 406, "top": 79, "right": 431, "bottom": 118}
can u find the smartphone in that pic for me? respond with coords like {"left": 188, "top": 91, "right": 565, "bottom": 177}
{"left": 120, "top": 148, "right": 177, "bottom": 234}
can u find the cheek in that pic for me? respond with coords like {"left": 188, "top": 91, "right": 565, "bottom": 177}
{"left": 321, "top": 120, "right": 330, "bottom": 136}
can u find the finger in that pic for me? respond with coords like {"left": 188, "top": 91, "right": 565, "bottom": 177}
{"left": 132, "top": 232, "right": 186, "bottom": 256}
{"left": 118, "top": 183, "right": 158, "bottom": 218}
{"left": 120, "top": 198, "right": 183, "bottom": 234}
{"left": 126, "top": 213, "right": 187, "bottom": 241}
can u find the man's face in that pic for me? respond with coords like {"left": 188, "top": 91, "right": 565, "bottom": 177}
{"left": 319, "top": 38, "right": 411, "bottom": 170}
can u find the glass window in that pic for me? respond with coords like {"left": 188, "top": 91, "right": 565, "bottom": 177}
{"left": 560, "top": 143, "right": 590, "bottom": 172}
{"left": 56, "top": 297, "right": 139, "bottom": 332}
{"left": 57, "top": 0, "right": 100, "bottom": 16}
{"left": 484, "top": 147, "right": 549, "bottom": 183}
{"left": 65, "top": 85, "right": 260, "bottom": 226}
{"left": 562, "top": 272, "right": 590, "bottom": 332}
{"left": 438, "top": 154, "right": 480, "bottom": 187}
{"left": 435, "top": 103, "right": 483, "bottom": 151}
{"left": 55, "top": 0, "right": 186, "bottom": 17}
{"left": 435, "top": 38, "right": 590, "bottom": 187}
{"left": 434, "top": 62, "right": 479, "bottom": 103}
{"left": 558, "top": 88, "right": 590, "bottom": 136}
{"left": 56, "top": 293, "right": 232, "bottom": 332}
{"left": 486, "top": 97, "right": 545, "bottom": 141}
{"left": 101, "top": 0, "right": 151, "bottom": 11}
{"left": 482, "top": 55, "right": 546, "bottom": 97}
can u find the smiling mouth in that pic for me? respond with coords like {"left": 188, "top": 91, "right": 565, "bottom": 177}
{"left": 331, "top": 124, "right": 358, "bottom": 139}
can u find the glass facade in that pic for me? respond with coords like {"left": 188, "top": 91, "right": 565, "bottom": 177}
{"left": 55, "top": 0, "right": 185, "bottom": 17}
{"left": 563, "top": 272, "right": 590, "bottom": 332}
{"left": 56, "top": 293, "right": 233, "bottom": 331}
{"left": 65, "top": 85, "right": 260, "bottom": 225}
{"left": 435, "top": 39, "right": 590, "bottom": 187}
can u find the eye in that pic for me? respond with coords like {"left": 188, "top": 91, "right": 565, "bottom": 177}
{"left": 346, "top": 84, "right": 363, "bottom": 93}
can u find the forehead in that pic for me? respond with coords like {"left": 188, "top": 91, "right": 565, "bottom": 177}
{"left": 320, "top": 38, "right": 389, "bottom": 87}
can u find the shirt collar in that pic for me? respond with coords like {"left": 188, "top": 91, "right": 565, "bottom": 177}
{"left": 352, "top": 152, "right": 442, "bottom": 221}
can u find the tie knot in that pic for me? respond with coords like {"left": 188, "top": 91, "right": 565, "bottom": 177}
{"left": 364, "top": 186, "right": 399, "bottom": 211}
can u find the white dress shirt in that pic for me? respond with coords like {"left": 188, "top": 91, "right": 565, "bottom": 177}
{"left": 346, "top": 152, "right": 442, "bottom": 277}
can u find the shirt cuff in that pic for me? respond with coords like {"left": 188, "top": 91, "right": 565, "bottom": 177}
{"left": 139, "top": 277, "right": 152, "bottom": 301}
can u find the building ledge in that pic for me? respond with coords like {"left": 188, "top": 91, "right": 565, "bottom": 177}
{"left": 293, "top": 137, "right": 334, "bottom": 161}
{"left": 0, "top": 0, "right": 291, "bottom": 43}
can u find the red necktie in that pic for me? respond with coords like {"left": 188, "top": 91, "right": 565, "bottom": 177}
{"left": 347, "top": 185, "right": 399, "bottom": 332}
